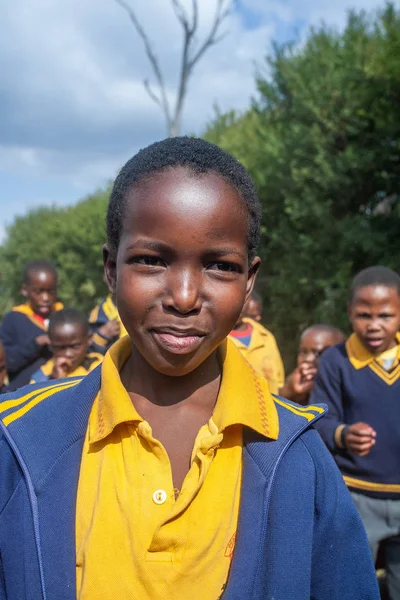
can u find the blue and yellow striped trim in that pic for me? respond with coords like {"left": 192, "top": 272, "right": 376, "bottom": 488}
{"left": 0, "top": 378, "right": 82, "bottom": 426}
{"left": 274, "top": 397, "right": 324, "bottom": 422}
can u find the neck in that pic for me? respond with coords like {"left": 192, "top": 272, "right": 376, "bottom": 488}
{"left": 120, "top": 345, "right": 221, "bottom": 408}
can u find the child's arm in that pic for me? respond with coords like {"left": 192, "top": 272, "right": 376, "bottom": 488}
{"left": 311, "top": 349, "right": 376, "bottom": 455}
{"left": 309, "top": 348, "right": 347, "bottom": 452}
{"left": 0, "top": 313, "right": 47, "bottom": 374}
{"left": 88, "top": 308, "right": 119, "bottom": 355}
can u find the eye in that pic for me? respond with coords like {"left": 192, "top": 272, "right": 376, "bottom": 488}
{"left": 208, "top": 261, "right": 241, "bottom": 273}
{"left": 132, "top": 255, "right": 165, "bottom": 267}
{"left": 380, "top": 313, "right": 393, "bottom": 319}
{"left": 357, "top": 312, "right": 370, "bottom": 319}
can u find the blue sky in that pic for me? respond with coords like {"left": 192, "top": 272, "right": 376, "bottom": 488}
{"left": 0, "top": 0, "right": 392, "bottom": 241}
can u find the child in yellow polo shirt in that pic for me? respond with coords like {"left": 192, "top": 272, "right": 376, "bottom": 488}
{"left": 0, "top": 137, "right": 378, "bottom": 600}
{"left": 229, "top": 294, "right": 284, "bottom": 394}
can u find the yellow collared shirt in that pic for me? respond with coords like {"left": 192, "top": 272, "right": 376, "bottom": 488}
{"left": 76, "top": 337, "right": 279, "bottom": 600}
{"left": 229, "top": 318, "right": 285, "bottom": 394}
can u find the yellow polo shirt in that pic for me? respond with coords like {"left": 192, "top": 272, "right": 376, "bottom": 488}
{"left": 229, "top": 318, "right": 285, "bottom": 394}
{"left": 76, "top": 337, "right": 279, "bottom": 599}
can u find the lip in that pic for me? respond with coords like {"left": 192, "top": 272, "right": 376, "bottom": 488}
{"left": 365, "top": 338, "right": 384, "bottom": 348}
{"left": 151, "top": 327, "right": 206, "bottom": 355}
{"left": 38, "top": 305, "right": 51, "bottom": 314}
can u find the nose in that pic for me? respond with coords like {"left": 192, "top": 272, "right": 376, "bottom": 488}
{"left": 367, "top": 318, "right": 381, "bottom": 332}
{"left": 64, "top": 347, "right": 74, "bottom": 358}
{"left": 41, "top": 291, "right": 50, "bottom": 302}
{"left": 163, "top": 268, "right": 202, "bottom": 315}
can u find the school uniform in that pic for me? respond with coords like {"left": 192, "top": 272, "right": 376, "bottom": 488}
{"left": 30, "top": 352, "right": 103, "bottom": 383}
{"left": 311, "top": 333, "right": 400, "bottom": 598}
{"left": 0, "top": 338, "right": 378, "bottom": 599}
{"left": 229, "top": 318, "right": 284, "bottom": 394}
{"left": 89, "top": 295, "right": 127, "bottom": 354}
{"left": 0, "top": 302, "right": 63, "bottom": 390}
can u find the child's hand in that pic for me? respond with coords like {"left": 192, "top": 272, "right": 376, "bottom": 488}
{"left": 291, "top": 364, "right": 318, "bottom": 395}
{"left": 51, "top": 357, "right": 72, "bottom": 379}
{"left": 344, "top": 422, "right": 377, "bottom": 456}
{"left": 36, "top": 334, "right": 50, "bottom": 347}
{"left": 99, "top": 319, "right": 120, "bottom": 339}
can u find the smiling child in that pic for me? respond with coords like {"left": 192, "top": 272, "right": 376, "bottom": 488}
{"left": 0, "top": 138, "right": 378, "bottom": 600}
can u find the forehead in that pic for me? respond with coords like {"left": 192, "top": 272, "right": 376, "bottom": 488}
{"left": 121, "top": 168, "right": 247, "bottom": 249}
{"left": 300, "top": 329, "right": 335, "bottom": 348}
{"left": 352, "top": 284, "right": 400, "bottom": 307}
{"left": 51, "top": 322, "right": 86, "bottom": 340}
{"left": 27, "top": 269, "right": 56, "bottom": 286}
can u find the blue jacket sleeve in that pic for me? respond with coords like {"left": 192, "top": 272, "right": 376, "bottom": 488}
{"left": 310, "top": 347, "right": 345, "bottom": 452}
{"left": 0, "top": 313, "right": 41, "bottom": 373}
{"left": 301, "top": 429, "right": 380, "bottom": 600}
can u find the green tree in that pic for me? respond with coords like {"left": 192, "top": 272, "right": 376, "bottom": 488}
{"left": 0, "top": 188, "right": 110, "bottom": 317}
{"left": 205, "top": 4, "right": 400, "bottom": 368}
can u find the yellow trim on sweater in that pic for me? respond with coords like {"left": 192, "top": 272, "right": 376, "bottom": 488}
{"left": 273, "top": 397, "right": 318, "bottom": 422}
{"left": 343, "top": 475, "right": 400, "bottom": 494}
{"left": 0, "top": 379, "right": 77, "bottom": 415}
{"left": 3, "top": 379, "right": 80, "bottom": 426}
{"left": 12, "top": 302, "right": 64, "bottom": 330}
{"left": 334, "top": 424, "right": 346, "bottom": 449}
{"left": 346, "top": 332, "right": 400, "bottom": 385}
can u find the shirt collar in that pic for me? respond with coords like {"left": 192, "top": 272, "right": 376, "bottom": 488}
{"left": 12, "top": 302, "right": 64, "bottom": 316}
{"left": 89, "top": 336, "right": 279, "bottom": 445}
{"left": 346, "top": 332, "right": 400, "bottom": 370}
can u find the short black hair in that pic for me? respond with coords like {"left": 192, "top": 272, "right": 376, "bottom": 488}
{"left": 301, "top": 324, "right": 345, "bottom": 343}
{"left": 107, "top": 136, "right": 262, "bottom": 260}
{"left": 48, "top": 308, "right": 89, "bottom": 338}
{"left": 23, "top": 260, "right": 57, "bottom": 284}
{"left": 350, "top": 266, "right": 400, "bottom": 301}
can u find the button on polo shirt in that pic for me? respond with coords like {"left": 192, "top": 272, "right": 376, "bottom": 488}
{"left": 76, "top": 337, "right": 279, "bottom": 600}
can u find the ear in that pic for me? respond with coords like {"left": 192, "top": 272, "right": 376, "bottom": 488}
{"left": 21, "top": 284, "right": 28, "bottom": 298}
{"left": 244, "top": 256, "right": 261, "bottom": 305}
{"left": 103, "top": 244, "right": 117, "bottom": 295}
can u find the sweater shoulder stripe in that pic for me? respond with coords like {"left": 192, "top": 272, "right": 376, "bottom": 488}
{"left": 274, "top": 397, "right": 324, "bottom": 422}
{"left": 1, "top": 379, "right": 82, "bottom": 426}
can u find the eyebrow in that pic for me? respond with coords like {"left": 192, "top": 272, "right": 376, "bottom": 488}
{"left": 126, "top": 240, "right": 246, "bottom": 260}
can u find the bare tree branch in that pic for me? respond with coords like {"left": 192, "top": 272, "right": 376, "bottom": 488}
{"left": 143, "top": 79, "right": 162, "bottom": 109}
{"left": 114, "top": 0, "right": 232, "bottom": 137}
{"left": 113, "top": 0, "right": 171, "bottom": 123}
{"left": 188, "top": 0, "right": 232, "bottom": 70}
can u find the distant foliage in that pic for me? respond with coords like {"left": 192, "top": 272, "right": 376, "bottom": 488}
{"left": 0, "top": 189, "right": 110, "bottom": 317}
{"left": 205, "top": 4, "right": 400, "bottom": 367}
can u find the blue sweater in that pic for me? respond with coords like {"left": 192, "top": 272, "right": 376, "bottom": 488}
{"left": 0, "top": 310, "right": 52, "bottom": 389}
{"left": 312, "top": 337, "right": 400, "bottom": 499}
{"left": 0, "top": 369, "right": 378, "bottom": 600}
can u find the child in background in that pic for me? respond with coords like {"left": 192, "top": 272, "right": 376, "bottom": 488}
{"left": 0, "top": 138, "right": 378, "bottom": 600}
{"left": 229, "top": 294, "right": 284, "bottom": 394}
{"left": 89, "top": 292, "right": 127, "bottom": 354}
{"left": 0, "top": 342, "right": 8, "bottom": 393}
{"left": 0, "top": 260, "right": 63, "bottom": 389}
{"left": 244, "top": 290, "right": 263, "bottom": 322}
{"left": 312, "top": 266, "right": 400, "bottom": 599}
{"left": 30, "top": 309, "right": 103, "bottom": 383}
{"left": 280, "top": 324, "right": 345, "bottom": 405}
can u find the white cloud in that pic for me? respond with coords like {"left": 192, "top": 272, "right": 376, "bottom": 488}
{"left": 0, "top": 0, "right": 396, "bottom": 230}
